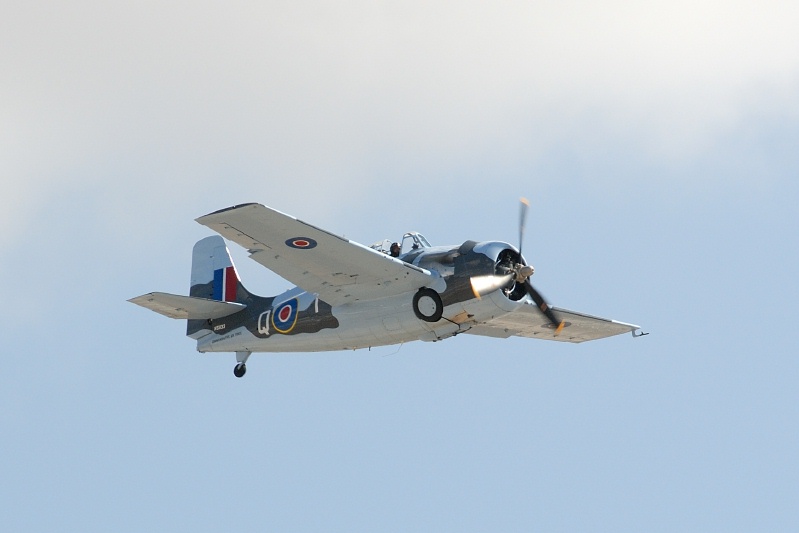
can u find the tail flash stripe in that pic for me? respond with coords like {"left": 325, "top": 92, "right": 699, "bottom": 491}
{"left": 224, "top": 266, "right": 238, "bottom": 302}
{"left": 213, "top": 266, "right": 238, "bottom": 302}
{"left": 213, "top": 268, "right": 224, "bottom": 301}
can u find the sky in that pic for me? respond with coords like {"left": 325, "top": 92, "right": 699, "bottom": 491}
{"left": 2, "top": 1, "right": 798, "bottom": 531}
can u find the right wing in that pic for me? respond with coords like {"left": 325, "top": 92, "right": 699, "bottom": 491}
{"left": 467, "top": 302, "right": 640, "bottom": 343}
{"left": 196, "top": 203, "right": 436, "bottom": 306}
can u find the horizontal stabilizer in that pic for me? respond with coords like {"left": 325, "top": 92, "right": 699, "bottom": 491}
{"left": 128, "top": 292, "right": 246, "bottom": 319}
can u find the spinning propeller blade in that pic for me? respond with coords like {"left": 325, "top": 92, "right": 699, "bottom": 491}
{"left": 523, "top": 280, "right": 564, "bottom": 335}
{"left": 518, "top": 197, "right": 529, "bottom": 257}
{"left": 516, "top": 197, "right": 564, "bottom": 335}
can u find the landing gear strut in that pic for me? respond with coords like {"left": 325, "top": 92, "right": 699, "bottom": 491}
{"left": 233, "top": 350, "right": 251, "bottom": 378}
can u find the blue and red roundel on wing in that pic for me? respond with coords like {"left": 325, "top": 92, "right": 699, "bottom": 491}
{"left": 285, "top": 237, "right": 317, "bottom": 249}
{"left": 271, "top": 298, "right": 299, "bottom": 333}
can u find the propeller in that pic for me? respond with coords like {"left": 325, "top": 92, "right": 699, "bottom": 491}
{"left": 518, "top": 197, "right": 529, "bottom": 258}
{"left": 523, "top": 279, "right": 564, "bottom": 335}
{"left": 516, "top": 197, "right": 565, "bottom": 335}
{"left": 467, "top": 198, "right": 564, "bottom": 335}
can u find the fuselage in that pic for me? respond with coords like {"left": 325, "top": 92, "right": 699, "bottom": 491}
{"left": 192, "top": 240, "right": 531, "bottom": 353}
{"left": 197, "top": 285, "right": 524, "bottom": 353}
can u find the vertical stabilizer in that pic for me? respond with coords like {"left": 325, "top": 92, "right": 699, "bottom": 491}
{"left": 187, "top": 236, "right": 249, "bottom": 338}
{"left": 189, "top": 236, "right": 246, "bottom": 302}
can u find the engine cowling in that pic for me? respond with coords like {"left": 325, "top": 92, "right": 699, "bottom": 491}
{"left": 471, "top": 241, "right": 531, "bottom": 301}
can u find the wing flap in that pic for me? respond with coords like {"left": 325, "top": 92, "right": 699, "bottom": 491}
{"left": 196, "top": 203, "right": 435, "bottom": 306}
{"left": 128, "top": 292, "right": 246, "bottom": 319}
{"left": 467, "top": 302, "right": 639, "bottom": 343}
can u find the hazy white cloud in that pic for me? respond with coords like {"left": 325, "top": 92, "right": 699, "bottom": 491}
{"left": 2, "top": 1, "right": 798, "bottom": 244}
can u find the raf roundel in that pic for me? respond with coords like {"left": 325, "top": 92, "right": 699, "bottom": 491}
{"left": 271, "top": 298, "right": 299, "bottom": 333}
{"left": 285, "top": 237, "right": 317, "bottom": 249}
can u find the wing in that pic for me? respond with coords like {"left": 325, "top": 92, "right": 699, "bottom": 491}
{"left": 467, "top": 302, "right": 639, "bottom": 343}
{"left": 128, "top": 292, "right": 246, "bottom": 319}
{"left": 196, "top": 203, "right": 435, "bottom": 306}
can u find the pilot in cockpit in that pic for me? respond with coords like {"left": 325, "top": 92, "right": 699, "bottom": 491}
{"left": 389, "top": 242, "right": 401, "bottom": 257}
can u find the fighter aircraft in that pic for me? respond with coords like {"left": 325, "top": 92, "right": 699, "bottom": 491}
{"left": 130, "top": 201, "right": 644, "bottom": 377}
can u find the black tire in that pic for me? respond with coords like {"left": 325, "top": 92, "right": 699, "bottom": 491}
{"left": 233, "top": 363, "right": 247, "bottom": 378}
{"left": 413, "top": 288, "right": 443, "bottom": 322}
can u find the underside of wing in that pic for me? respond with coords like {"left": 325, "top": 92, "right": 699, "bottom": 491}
{"left": 128, "top": 292, "right": 246, "bottom": 319}
{"left": 467, "top": 302, "right": 639, "bottom": 343}
{"left": 196, "top": 203, "right": 435, "bottom": 306}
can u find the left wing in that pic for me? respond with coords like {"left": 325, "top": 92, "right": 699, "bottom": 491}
{"left": 467, "top": 302, "right": 640, "bottom": 343}
{"left": 196, "top": 203, "right": 435, "bottom": 306}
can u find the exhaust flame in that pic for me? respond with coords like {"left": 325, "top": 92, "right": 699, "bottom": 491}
{"left": 470, "top": 274, "right": 513, "bottom": 299}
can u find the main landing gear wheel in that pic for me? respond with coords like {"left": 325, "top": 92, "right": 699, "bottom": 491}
{"left": 413, "top": 288, "right": 443, "bottom": 322}
{"left": 233, "top": 363, "right": 247, "bottom": 378}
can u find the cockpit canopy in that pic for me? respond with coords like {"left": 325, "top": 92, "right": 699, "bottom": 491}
{"left": 400, "top": 232, "right": 431, "bottom": 254}
{"left": 369, "top": 232, "right": 431, "bottom": 256}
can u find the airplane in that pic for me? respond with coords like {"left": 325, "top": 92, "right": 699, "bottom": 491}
{"left": 130, "top": 200, "right": 645, "bottom": 377}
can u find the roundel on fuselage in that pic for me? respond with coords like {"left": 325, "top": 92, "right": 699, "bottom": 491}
{"left": 271, "top": 298, "right": 299, "bottom": 333}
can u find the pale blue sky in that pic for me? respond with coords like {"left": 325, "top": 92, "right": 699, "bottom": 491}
{"left": 2, "top": 2, "right": 797, "bottom": 531}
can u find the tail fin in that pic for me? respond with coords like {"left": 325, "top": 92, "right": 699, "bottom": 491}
{"left": 189, "top": 236, "right": 249, "bottom": 303}
{"left": 187, "top": 236, "right": 250, "bottom": 339}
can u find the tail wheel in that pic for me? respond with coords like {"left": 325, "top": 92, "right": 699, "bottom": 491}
{"left": 233, "top": 363, "right": 247, "bottom": 378}
{"left": 413, "top": 288, "right": 443, "bottom": 322}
